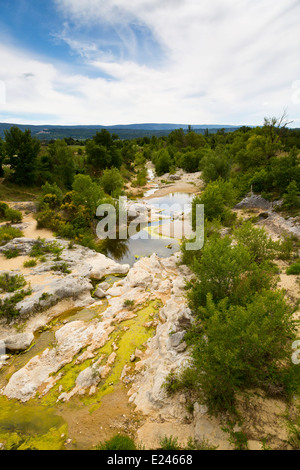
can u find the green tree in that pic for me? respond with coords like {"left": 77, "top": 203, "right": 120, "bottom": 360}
{"left": 46, "top": 140, "right": 75, "bottom": 189}
{"left": 189, "top": 236, "right": 253, "bottom": 309}
{"left": 154, "top": 149, "right": 173, "bottom": 176}
{"left": 192, "top": 179, "right": 237, "bottom": 225}
{"left": 201, "top": 150, "right": 231, "bottom": 183}
{"left": 86, "top": 141, "right": 111, "bottom": 170}
{"left": 72, "top": 174, "right": 103, "bottom": 214}
{"left": 189, "top": 290, "right": 297, "bottom": 413}
{"left": 233, "top": 221, "right": 274, "bottom": 262}
{"left": 282, "top": 181, "right": 300, "bottom": 209}
{"left": 100, "top": 167, "right": 124, "bottom": 197}
{"left": 4, "top": 126, "right": 40, "bottom": 185}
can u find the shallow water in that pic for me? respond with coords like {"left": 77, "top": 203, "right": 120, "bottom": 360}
{"left": 102, "top": 192, "right": 194, "bottom": 265}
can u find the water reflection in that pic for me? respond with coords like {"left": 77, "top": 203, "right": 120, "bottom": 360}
{"left": 100, "top": 192, "right": 194, "bottom": 266}
{"left": 100, "top": 237, "right": 130, "bottom": 262}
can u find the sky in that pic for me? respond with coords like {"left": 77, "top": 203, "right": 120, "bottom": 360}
{"left": 0, "top": 0, "right": 299, "bottom": 127}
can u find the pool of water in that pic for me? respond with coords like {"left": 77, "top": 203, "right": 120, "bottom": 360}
{"left": 101, "top": 192, "right": 194, "bottom": 266}
{"left": 147, "top": 192, "right": 194, "bottom": 216}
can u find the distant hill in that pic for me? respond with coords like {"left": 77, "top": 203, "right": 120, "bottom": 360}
{"left": 0, "top": 122, "right": 242, "bottom": 141}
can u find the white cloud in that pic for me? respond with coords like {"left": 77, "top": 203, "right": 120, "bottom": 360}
{"left": 0, "top": 0, "right": 299, "bottom": 125}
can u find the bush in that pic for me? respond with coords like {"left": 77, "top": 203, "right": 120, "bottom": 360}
{"left": 3, "top": 248, "right": 20, "bottom": 259}
{"left": 189, "top": 236, "right": 253, "bottom": 309}
{"left": 192, "top": 179, "right": 237, "bottom": 226}
{"left": 286, "top": 263, "right": 300, "bottom": 275}
{"left": 201, "top": 151, "right": 231, "bottom": 183}
{"left": 0, "top": 273, "right": 26, "bottom": 293}
{"left": 159, "top": 436, "right": 179, "bottom": 450}
{"left": 0, "top": 202, "right": 9, "bottom": 218}
{"left": 0, "top": 288, "right": 32, "bottom": 319}
{"left": 233, "top": 221, "right": 274, "bottom": 262}
{"left": 51, "top": 262, "right": 71, "bottom": 274}
{"left": 4, "top": 208, "right": 23, "bottom": 224}
{"left": 29, "top": 239, "right": 64, "bottom": 259}
{"left": 23, "top": 259, "right": 38, "bottom": 268}
{"left": 123, "top": 299, "right": 135, "bottom": 309}
{"left": 95, "top": 434, "right": 136, "bottom": 451}
{"left": 187, "top": 290, "right": 297, "bottom": 414}
{"left": 0, "top": 226, "right": 23, "bottom": 245}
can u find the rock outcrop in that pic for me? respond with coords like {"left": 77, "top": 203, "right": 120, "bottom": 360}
{"left": 0, "top": 238, "right": 130, "bottom": 323}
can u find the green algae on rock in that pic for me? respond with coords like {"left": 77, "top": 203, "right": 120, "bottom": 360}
{"left": 0, "top": 396, "right": 67, "bottom": 450}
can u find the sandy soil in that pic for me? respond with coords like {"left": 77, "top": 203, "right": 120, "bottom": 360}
{"left": 58, "top": 384, "right": 142, "bottom": 450}
{"left": 136, "top": 421, "right": 194, "bottom": 450}
{"left": 19, "top": 212, "right": 54, "bottom": 240}
{"left": 0, "top": 254, "right": 31, "bottom": 274}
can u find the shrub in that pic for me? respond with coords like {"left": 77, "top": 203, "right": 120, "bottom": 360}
{"left": 159, "top": 436, "right": 179, "bottom": 451}
{"left": 123, "top": 299, "right": 135, "bottom": 309}
{"left": 189, "top": 236, "right": 253, "bottom": 308}
{"left": 0, "top": 226, "right": 23, "bottom": 245}
{"left": 185, "top": 438, "right": 218, "bottom": 450}
{"left": 51, "top": 262, "right": 71, "bottom": 274}
{"left": 233, "top": 221, "right": 274, "bottom": 262}
{"left": 36, "top": 209, "right": 62, "bottom": 231}
{"left": 41, "top": 182, "right": 63, "bottom": 201}
{"left": 286, "top": 263, "right": 300, "bottom": 275}
{"left": 4, "top": 208, "right": 23, "bottom": 224}
{"left": 29, "top": 238, "right": 46, "bottom": 258}
{"left": 0, "top": 273, "right": 26, "bottom": 293}
{"left": 192, "top": 179, "right": 237, "bottom": 226}
{"left": 23, "top": 259, "right": 38, "bottom": 268}
{"left": 3, "top": 248, "right": 20, "bottom": 259}
{"left": 95, "top": 434, "right": 136, "bottom": 451}
{"left": 201, "top": 151, "right": 231, "bottom": 183}
{"left": 187, "top": 290, "right": 297, "bottom": 414}
{"left": 0, "top": 288, "right": 32, "bottom": 319}
{"left": 29, "top": 239, "right": 64, "bottom": 259}
{"left": 0, "top": 202, "right": 9, "bottom": 218}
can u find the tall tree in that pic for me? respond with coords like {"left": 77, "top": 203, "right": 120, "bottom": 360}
{"left": 46, "top": 140, "right": 75, "bottom": 189}
{"left": 4, "top": 126, "right": 40, "bottom": 185}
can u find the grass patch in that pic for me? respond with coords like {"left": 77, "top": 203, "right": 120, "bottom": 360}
{"left": 0, "top": 181, "right": 42, "bottom": 202}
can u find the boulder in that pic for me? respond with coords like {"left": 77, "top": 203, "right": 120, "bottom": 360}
{"left": 4, "top": 333, "right": 34, "bottom": 352}
{"left": 126, "top": 268, "right": 153, "bottom": 288}
{"left": 94, "top": 287, "right": 106, "bottom": 299}
{"left": 88, "top": 254, "right": 130, "bottom": 280}
{"left": 75, "top": 366, "right": 99, "bottom": 389}
{"left": 235, "top": 195, "right": 272, "bottom": 211}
